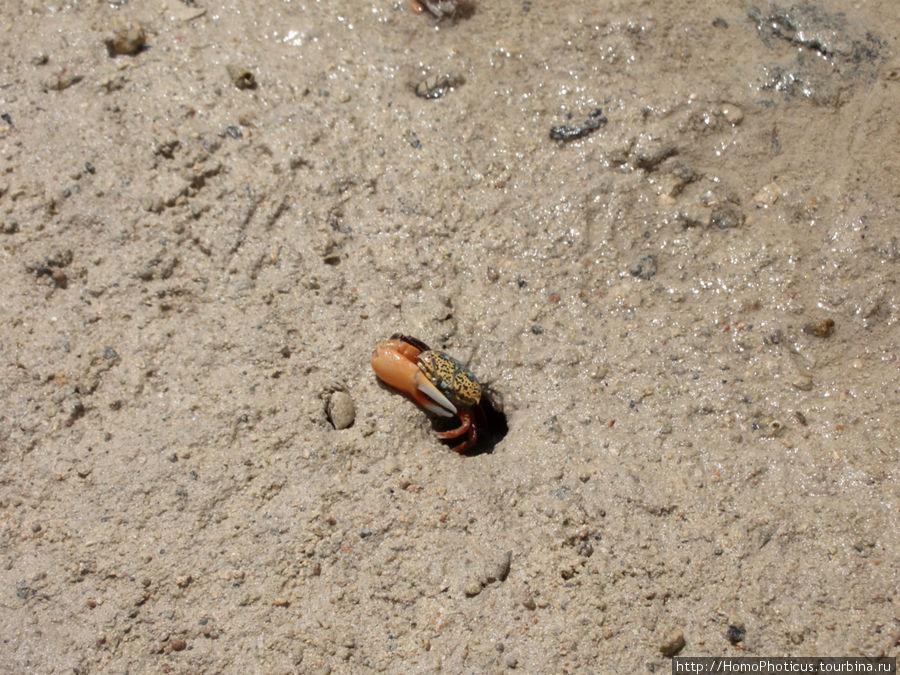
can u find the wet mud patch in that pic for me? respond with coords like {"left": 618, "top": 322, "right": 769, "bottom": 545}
{"left": 748, "top": 3, "right": 884, "bottom": 66}
{"left": 748, "top": 3, "right": 886, "bottom": 103}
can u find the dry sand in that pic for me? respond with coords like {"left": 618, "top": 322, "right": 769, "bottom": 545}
{"left": 1, "top": 0, "right": 897, "bottom": 671}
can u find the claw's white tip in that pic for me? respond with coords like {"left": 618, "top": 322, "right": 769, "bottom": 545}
{"left": 415, "top": 375, "right": 457, "bottom": 414}
{"left": 422, "top": 403, "right": 455, "bottom": 418}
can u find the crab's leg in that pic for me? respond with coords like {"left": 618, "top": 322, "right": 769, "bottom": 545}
{"left": 371, "top": 339, "right": 457, "bottom": 417}
{"left": 433, "top": 409, "right": 473, "bottom": 439}
{"left": 450, "top": 416, "right": 477, "bottom": 453}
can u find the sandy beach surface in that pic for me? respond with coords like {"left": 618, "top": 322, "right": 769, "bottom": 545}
{"left": 1, "top": 0, "right": 897, "bottom": 671}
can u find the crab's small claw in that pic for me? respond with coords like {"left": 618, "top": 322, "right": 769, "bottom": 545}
{"left": 371, "top": 339, "right": 457, "bottom": 417}
{"left": 433, "top": 409, "right": 476, "bottom": 452}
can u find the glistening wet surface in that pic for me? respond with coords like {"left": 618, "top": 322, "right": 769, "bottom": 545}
{"left": 0, "top": 0, "right": 897, "bottom": 670}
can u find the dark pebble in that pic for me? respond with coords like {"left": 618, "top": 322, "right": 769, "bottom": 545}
{"left": 727, "top": 624, "right": 746, "bottom": 644}
{"left": 629, "top": 254, "right": 657, "bottom": 280}
{"left": 710, "top": 205, "right": 744, "bottom": 229}
{"left": 549, "top": 108, "right": 607, "bottom": 142}
{"left": 16, "top": 580, "right": 33, "bottom": 600}
{"left": 633, "top": 144, "right": 677, "bottom": 171}
{"left": 226, "top": 64, "right": 256, "bottom": 90}
{"left": 105, "top": 24, "right": 146, "bottom": 57}
{"left": 802, "top": 318, "right": 835, "bottom": 338}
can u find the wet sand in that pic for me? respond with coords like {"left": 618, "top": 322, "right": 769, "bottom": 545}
{"left": 1, "top": 0, "right": 897, "bottom": 671}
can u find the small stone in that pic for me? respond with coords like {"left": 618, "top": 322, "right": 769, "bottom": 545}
{"left": 631, "top": 140, "right": 678, "bottom": 171}
{"left": 464, "top": 581, "right": 483, "bottom": 597}
{"left": 678, "top": 205, "right": 709, "bottom": 228}
{"left": 273, "top": 596, "right": 290, "bottom": 607}
{"left": 759, "top": 419, "right": 784, "bottom": 438}
{"left": 521, "top": 594, "right": 536, "bottom": 610}
{"left": 169, "top": 637, "right": 187, "bottom": 652}
{"left": 629, "top": 254, "right": 657, "bottom": 280}
{"left": 659, "top": 629, "right": 685, "bottom": 656}
{"left": 753, "top": 182, "right": 780, "bottom": 207}
{"left": 802, "top": 318, "right": 835, "bottom": 338}
{"left": 710, "top": 204, "right": 744, "bottom": 229}
{"left": 415, "top": 73, "right": 465, "bottom": 99}
{"left": 727, "top": 624, "right": 746, "bottom": 644}
{"left": 719, "top": 103, "right": 744, "bottom": 125}
{"left": 226, "top": 64, "right": 257, "bottom": 90}
{"left": 105, "top": 23, "right": 146, "bottom": 56}
{"left": 791, "top": 374, "right": 813, "bottom": 391}
{"left": 484, "top": 551, "right": 511, "bottom": 583}
{"left": 50, "top": 269, "right": 67, "bottom": 288}
{"left": 43, "top": 71, "right": 83, "bottom": 92}
{"left": 326, "top": 391, "right": 355, "bottom": 429}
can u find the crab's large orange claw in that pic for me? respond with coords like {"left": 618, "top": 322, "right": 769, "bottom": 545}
{"left": 371, "top": 339, "right": 457, "bottom": 417}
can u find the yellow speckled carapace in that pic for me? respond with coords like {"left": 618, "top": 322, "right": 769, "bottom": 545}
{"left": 416, "top": 350, "right": 482, "bottom": 408}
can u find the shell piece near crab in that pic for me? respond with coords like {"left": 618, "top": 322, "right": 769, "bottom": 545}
{"left": 370, "top": 338, "right": 457, "bottom": 418}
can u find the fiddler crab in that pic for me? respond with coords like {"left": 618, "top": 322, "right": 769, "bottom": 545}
{"left": 371, "top": 334, "right": 505, "bottom": 454}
